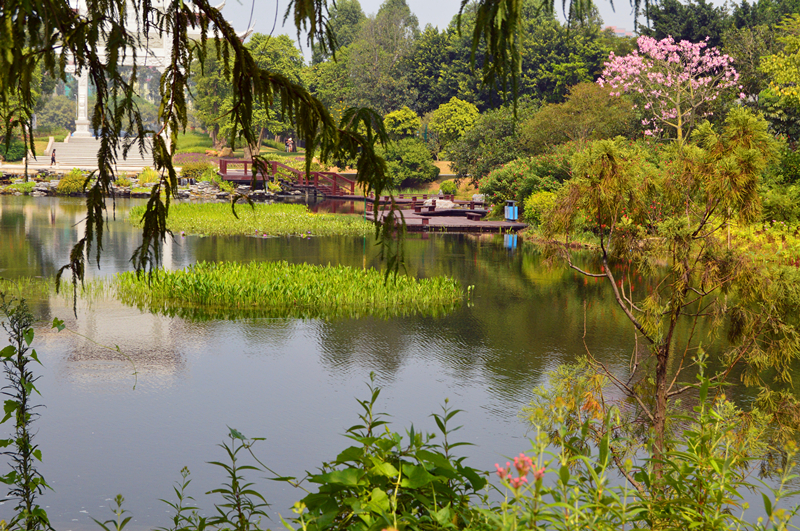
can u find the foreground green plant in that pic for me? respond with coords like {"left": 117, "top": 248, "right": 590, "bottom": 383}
{"left": 145, "top": 370, "right": 800, "bottom": 531}
{"left": 128, "top": 202, "right": 372, "bottom": 237}
{"left": 114, "top": 261, "right": 461, "bottom": 320}
{"left": 510, "top": 360, "right": 800, "bottom": 530}
{"left": 0, "top": 295, "right": 50, "bottom": 531}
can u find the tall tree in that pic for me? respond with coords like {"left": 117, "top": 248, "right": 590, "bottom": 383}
{"left": 311, "top": 0, "right": 366, "bottom": 64}
{"left": 191, "top": 45, "right": 233, "bottom": 149}
{"left": 404, "top": 25, "right": 453, "bottom": 115}
{"left": 236, "top": 34, "right": 305, "bottom": 154}
{"left": 543, "top": 109, "right": 798, "bottom": 471}
{"left": 640, "top": 0, "right": 732, "bottom": 49}
{"left": 600, "top": 35, "right": 740, "bottom": 143}
{"left": 731, "top": 0, "right": 800, "bottom": 28}
{"left": 347, "top": 0, "right": 420, "bottom": 114}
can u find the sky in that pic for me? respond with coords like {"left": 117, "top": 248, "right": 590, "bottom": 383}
{"left": 217, "top": 0, "right": 642, "bottom": 57}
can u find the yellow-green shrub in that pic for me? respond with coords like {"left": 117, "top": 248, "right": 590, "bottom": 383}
{"left": 56, "top": 168, "right": 88, "bottom": 194}
{"left": 181, "top": 161, "right": 215, "bottom": 180}
{"left": 524, "top": 191, "right": 557, "bottom": 225}
{"left": 138, "top": 167, "right": 159, "bottom": 184}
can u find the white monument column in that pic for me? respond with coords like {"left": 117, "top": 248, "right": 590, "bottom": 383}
{"left": 73, "top": 69, "right": 92, "bottom": 137}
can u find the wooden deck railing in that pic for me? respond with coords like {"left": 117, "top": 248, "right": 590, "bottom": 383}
{"left": 217, "top": 158, "right": 355, "bottom": 195}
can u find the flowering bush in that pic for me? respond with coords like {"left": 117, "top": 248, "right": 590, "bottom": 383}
{"left": 479, "top": 143, "right": 578, "bottom": 206}
{"left": 599, "top": 36, "right": 740, "bottom": 143}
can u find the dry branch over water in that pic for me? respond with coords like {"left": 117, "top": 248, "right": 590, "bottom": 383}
{"left": 114, "top": 261, "right": 462, "bottom": 320}
{"left": 127, "top": 203, "right": 372, "bottom": 237}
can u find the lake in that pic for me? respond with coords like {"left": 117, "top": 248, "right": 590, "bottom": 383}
{"left": 0, "top": 195, "right": 787, "bottom": 529}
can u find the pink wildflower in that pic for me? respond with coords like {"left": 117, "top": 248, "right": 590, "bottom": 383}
{"left": 509, "top": 476, "right": 528, "bottom": 489}
{"left": 514, "top": 453, "right": 533, "bottom": 477}
{"left": 495, "top": 462, "right": 510, "bottom": 480}
{"left": 533, "top": 466, "right": 546, "bottom": 481}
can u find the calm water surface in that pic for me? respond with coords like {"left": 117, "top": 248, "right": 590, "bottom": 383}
{"left": 0, "top": 196, "right": 789, "bottom": 528}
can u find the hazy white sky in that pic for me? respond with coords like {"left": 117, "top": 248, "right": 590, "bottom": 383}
{"left": 218, "top": 0, "right": 641, "bottom": 56}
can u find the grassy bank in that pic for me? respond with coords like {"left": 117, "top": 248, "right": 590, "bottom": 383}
{"left": 128, "top": 202, "right": 372, "bottom": 237}
{"left": 115, "top": 261, "right": 461, "bottom": 320}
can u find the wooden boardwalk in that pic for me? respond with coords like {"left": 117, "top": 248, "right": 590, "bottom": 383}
{"left": 367, "top": 208, "right": 527, "bottom": 233}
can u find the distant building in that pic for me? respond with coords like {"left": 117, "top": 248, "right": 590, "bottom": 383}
{"left": 605, "top": 26, "right": 636, "bottom": 38}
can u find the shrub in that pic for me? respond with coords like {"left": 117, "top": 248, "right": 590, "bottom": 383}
{"left": 263, "top": 138, "right": 284, "bottom": 150}
{"left": 384, "top": 106, "right": 421, "bottom": 140}
{"left": 519, "top": 82, "right": 636, "bottom": 154}
{"left": 448, "top": 100, "right": 538, "bottom": 183}
{"left": 116, "top": 176, "right": 132, "bottom": 187}
{"left": 180, "top": 161, "right": 215, "bottom": 181}
{"left": 7, "top": 181, "right": 35, "bottom": 194}
{"left": 762, "top": 183, "right": 800, "bottom": 223}
{"left": 199, "top": 167, "right": 219, "bottom": 182}
{"left": 524, "top": 190, "right": 557, "bottom": 225}
{"left": 138, "top": 167, "right": 159, "bottom": 184}
{"left": 479, "top": 142, "right": 582, "bottom": 206}
{"left": 439, "top": 179, "right": 458, "bottom": 195}
{"left": 380, "top": 138, "right": 439, "bottom": 187}
{"left": 56, "top": 168, "right": 88, "bottom": 194}
{"left": 0, "top": 138, "right": 27, "bottom": 162}
{"left": 480, "top": 157, "right": 563, "bottom": 206}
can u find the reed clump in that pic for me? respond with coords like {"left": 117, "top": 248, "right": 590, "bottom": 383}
{"left": 127, "top": 203, "right": 372, "bottom": 237}
{"left": 114, "top": 261, "right": 461, "bottom": 320}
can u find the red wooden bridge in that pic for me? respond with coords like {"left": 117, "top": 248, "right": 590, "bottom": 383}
{"left": 218, "top": 158, "right": 356, "bottom": 196}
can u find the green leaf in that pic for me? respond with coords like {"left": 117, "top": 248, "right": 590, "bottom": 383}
{"left": 0, "top": 346, "right": 15, "bottom": 358}
{"left": 366, "top": 487, "right": 390, "bottom": 513}
{"left": 432, "top": 504, "right": 452, "bottom": 526}
{"left": 312, "top": 468, "right": 362, "bottom": 486}
{"left": 228, "top": 427, "right": 246, "bottom": 440}
{"left": 416, "top": 449, "right": 455, "bottom": 471}
{"left": 52, "top": 317, "right": 65, "bottom": 332}
{"left": 401, "top": 464, "right": 435, "bottom": 489}
{"left": 23, "top": 328, "right": 34, "bottom": 346}
{"left": 457, "top": 464, "right": 487, "bottom": 490}
{"left": 559, "top": 465, "right": 571, "bottom": 486}
{"left": 336, "top": 445, "right": 364, "bottom": 463}
{"left": 371, "top": 461, "right": 399, "bottom": 478}
{"left": 762, "top": 493, "right": 773, "bottom": 516}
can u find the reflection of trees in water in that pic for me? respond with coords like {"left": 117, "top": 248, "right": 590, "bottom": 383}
{"left": 310, "top": 234, "right": 781, "bottom": 411}
{"left": 0, "top": 201, "right": 55, "bottom": 278}
{"left": 0, "top": 196, "right": 149, "bottom": 279}
{"left": 36, "top": 300, "right": 190, "bottom": 388}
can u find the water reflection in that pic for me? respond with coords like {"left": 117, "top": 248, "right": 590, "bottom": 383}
{"left": 0, "top": 196, "right": 797, "bottom": 529}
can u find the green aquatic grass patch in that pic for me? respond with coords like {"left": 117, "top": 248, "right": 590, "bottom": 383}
{"left": 114, "top": 261, "right": 461, "bottom": 320}
{"left": 128, "top": 202, "right": 372, "bottom": 237}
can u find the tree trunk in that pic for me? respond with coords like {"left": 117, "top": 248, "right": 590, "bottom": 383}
{"left": 653, "top": 344, "right": 669, "bottom": 480}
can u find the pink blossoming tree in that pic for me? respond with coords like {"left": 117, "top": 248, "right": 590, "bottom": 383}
{"left": 598, "top": 36, "right": 741, "bottom": 144}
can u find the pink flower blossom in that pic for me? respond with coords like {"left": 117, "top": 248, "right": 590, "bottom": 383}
{"left": 509, "top": 476, "right": 528, "bottom": 489}
{"left": 598, "top": 35, "right": 738, "bottom": 141}
{"left": 533, "top": 466, "right": 546, "bottom": 481}
{"left": 514, "top": 453, "right": 533, "bottom": 477}
{"left": 495, "top": 462, "right": 510, "bottom": 480}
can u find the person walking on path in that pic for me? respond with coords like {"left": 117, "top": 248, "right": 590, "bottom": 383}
{"left": 285, "top": 138, "right": 291, "bottom": 152}
{"left": 50, "top": 149, "right": 56, "bottom": 166}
